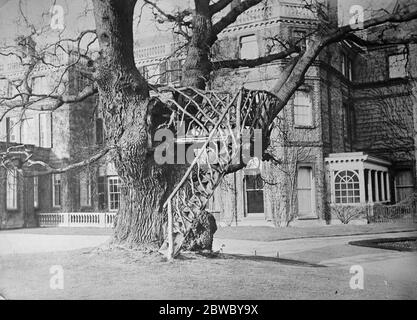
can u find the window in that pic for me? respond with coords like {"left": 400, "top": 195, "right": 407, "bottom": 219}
{"left": 395, "top": 170, "right": 414, "bottom": 202}
{"left": 108, "top": 177, "right": 121, "bottom": 211}
{"left": 169, "top": 59, "right": 184, "bottom": 83}
{"left": 334, "top": 170, "right": 360, "bottom": 204}
{"left": 32, "top": 76, "right": 47, "bottom": 95}
{"left": 388, "top": 53, "right": 407, "bottom": 78}
{"left": 98, "top": 176, "right": 108, "bottom": 210}
{"left": 159, "top": 61, "right": 168, "bottom": 84}
{"left": 6, "top": 169, "right": 18, "bottom": 210}
{"left": 21, "top": 116, "right": 38, "bottom": 145}
{"left": 293, "top": 90, "right": 313, "bottom": 127}
{"left": 80, "top": 173, "right": 92, "bottom": 207}
{"left": 341, "top": 53, "right": 353, "bottom": 81}
{"left": 0, "top": 78, "right": 8, "bottom": 97}
{"left": 77, "top": 73, "right": 91, "bottom": 92}
{"left": 245, "top": 173, "right": 264, "bottom": 214}
{"left": 139, "top": 65, "right": 149, "bottom": 80}
{"left": 240, "top": 34, "right": 259, "bottom": 60}
{"left": 52, "top": 174, "right": 61, "bottom": 207}
{"left": 293, "top": 30, "right": 307, "bottom": 51}
{"left": 95, "top": 118, "right": 104, "bottom": 145}
{"left": 39, "top": 113, "right": 52, "bottom": 148}
{"left": 34, "top": 176, "right": 39, "bottom": 208}
{"left": 6, "top": 117, "right": 20, "bottom": 143}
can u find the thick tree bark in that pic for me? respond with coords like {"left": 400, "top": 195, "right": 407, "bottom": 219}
{"left": 92, "top": 0, "right": 217, "bottom": 251}
{"left": 92, "top": 0, "right": 172, "bottom": 249}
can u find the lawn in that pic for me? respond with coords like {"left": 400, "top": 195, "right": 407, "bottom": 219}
{"left": 0, "top": 246, "right": 415, "bottom": 300}
{"left": 215, "top": 222, "right": 417, "bottom": 241}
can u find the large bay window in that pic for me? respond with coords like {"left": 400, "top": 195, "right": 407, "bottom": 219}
{"left": 334, "top": 170, "right": 360, "bottom": 204}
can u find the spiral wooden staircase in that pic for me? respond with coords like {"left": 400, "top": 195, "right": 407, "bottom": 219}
{"left": 157, "top": 86, "right": 281, "bottom": 259}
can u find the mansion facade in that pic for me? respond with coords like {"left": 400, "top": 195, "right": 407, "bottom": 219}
{"left": 0, "top": 0, "right": 416, "bottom": 229}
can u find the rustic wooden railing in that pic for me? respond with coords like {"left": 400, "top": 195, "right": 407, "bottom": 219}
{"left": 158, "top": 87, "right": 280, "bottom": 259}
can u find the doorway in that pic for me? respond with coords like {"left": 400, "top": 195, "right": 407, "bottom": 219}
{"left": 245, "top": 173, "right": 264, "bottom": 215}
{"left": 297, "top": 166, "right": 316, "bottom": 218}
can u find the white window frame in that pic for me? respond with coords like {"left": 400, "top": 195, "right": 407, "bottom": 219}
{"left": 239, "top": 34, "right": 259, "bottom": 60}
{"left": 7, "top": 117, "right": 20, "bottom": 143}
{"left": 6, "top": 169, "right": 18, "bottom": 210}
{"left": 52, "top": 173, "right": 61, "bottom": 208}
{"left": 293, "top": 90, "right": 313, "bottom": 127}
{"left": 39, "top": 113, "right": 52, "bottom": 148}
{"left": 34, "top": 176, "right": 39, "bottom": 209}
{"left": 32, "top": 75, "right": 47, "bottom": 95}
{"left": 108, "top": 177, "right": 121, "bottom": 211}
{"left": 341, "top": 53, "right": 353, "bottom": 81}
{"left": 334, "top": 170, "right": 360, "bottom": 204}
{"left": 80, "top": 173, "right": 92, "bottom": 207}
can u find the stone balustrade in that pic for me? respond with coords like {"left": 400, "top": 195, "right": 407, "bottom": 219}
{"left": 38, "top": 212, "right": 116, "bottom": 228}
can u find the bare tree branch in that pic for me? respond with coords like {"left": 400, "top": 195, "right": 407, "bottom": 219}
{"left": 209, "top": 0, "right": 263, "bottom": 45}
{"left": 209, "top": 0, "right": 233, "bottom": 16}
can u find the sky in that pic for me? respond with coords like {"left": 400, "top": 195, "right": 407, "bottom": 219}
{"left": 0, "top": 0, "right": 405, "bottom": 49}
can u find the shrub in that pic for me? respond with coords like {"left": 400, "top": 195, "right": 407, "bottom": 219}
{"left": 331, "top": 205, "right": 368, "bottom": 224}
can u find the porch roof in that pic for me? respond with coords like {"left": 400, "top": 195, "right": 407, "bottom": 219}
{"left": 325, "top": 152, "right": 391, "bottom": 172}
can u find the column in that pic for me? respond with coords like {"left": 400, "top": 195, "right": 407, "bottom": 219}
{"left": 358, "top": 168, "right": 366, "bottom": 203}
{"left": 330, "top": 170, "right": 336, "bottom": 204}
{"left": 367, "top": 169, "right": 373, "bottom": 203}
{"left": 386, "top": 172, "right": 391, "bottom": 202}
{"left": 375, "top": 171, "right": 380, "bottom": 202}
{"left": 381, "top": 172, "right": 386, "bottom": 202}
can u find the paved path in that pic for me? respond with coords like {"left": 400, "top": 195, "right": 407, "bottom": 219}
{"left": 213, "top": 231, "right": 417, "bottom": 287}
{"left": 0, "top": 233, "right": 110, "bottom": 255}
{"left": 213, "top": 231, "right": 417, "bottom": 258}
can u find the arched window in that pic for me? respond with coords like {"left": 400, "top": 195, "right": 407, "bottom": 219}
{"left": 334, "top": 170, "right": 360, "bottom": 204}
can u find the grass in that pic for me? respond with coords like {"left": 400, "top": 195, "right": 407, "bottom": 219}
{"left": 215, "top": 222, "right": 417, "bottom": 241}
{"left": 1, "top": 246, "right": 415, "bottom": 300}
{"left": 2, "top": 222, "right": 416, "bottom": 242}
{"left": 350, "top": 237, "right": 417, "bottom": 252}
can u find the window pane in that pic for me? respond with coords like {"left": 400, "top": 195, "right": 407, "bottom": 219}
{"left": 294, "top": 91, "right": 312, "bottom": 126}
{"left": 80, "top": 173, "right": 91, "bottom": 206}
{"left": 108, "top": 177, "right": 121, "bottom": 211}
{"left": 389, "top": 54, "right": 407, "bottom": 78}
{"left": 6, "top": 170, "right": 18, "bottom": 209}
{"left": 32, "top": 76, "right": 48, "bottom": 95}
{"left": 34, "top": 176, "right": 39, "bottom": 208}
{"left": 53, "top": 174, "right": 61, "bottom": 207}
{"left": 240, "top": 35, "right": 258, "bottom": 60}
{"left": 39, "top": 113, "right": 52, "bottom": 148}
{"left": 334, "top": 170, "right": 361, "bottom": 204}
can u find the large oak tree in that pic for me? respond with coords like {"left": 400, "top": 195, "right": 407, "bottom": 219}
{"left": 1, "top": 0, "right": 417, "bottom": 252}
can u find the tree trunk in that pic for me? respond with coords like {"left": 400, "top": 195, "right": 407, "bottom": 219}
{"left": 181, "top": 0, "right": 213, "bottom": 89}
{"left": 92, "top": 0, "right": 216, "bottom": 251}
{"left": 92, "top": 0, "right": 166, "bottom": 249}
